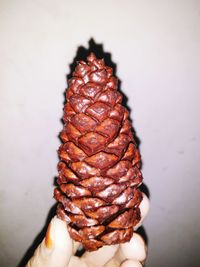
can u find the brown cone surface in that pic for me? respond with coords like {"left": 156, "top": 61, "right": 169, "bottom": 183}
{"left": 54, "top": 53, "right": 143, "bottom": 251}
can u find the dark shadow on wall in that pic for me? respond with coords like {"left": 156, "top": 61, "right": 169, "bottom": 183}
{"left": 17, "top": 38, "right": 150, "bottom": 266}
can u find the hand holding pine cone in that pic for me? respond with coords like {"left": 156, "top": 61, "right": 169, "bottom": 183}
{"left": 54, "top": 53, "right": 143, "bottom": 251}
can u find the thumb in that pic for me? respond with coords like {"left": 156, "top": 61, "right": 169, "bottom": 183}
{"left": 26, "top": 216, "right": 72, "bottom": 267}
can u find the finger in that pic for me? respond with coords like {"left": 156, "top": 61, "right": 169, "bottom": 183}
{"left": 120, "top": 259, "right": 143, "bottom": 267}
{"left": 104, "top": 258, "right": 143, "bottom": 267}
{"left": 105, "top": 233, "right": 146, "bottom": 267}
{"left": 119, "top": 233, "right": 147, "bottom": 262}
{"left": 103, "top": 257, "right": 119, "bottom": 267}
{"left": 67, "top": 256, "right": 89, "bottom": 267}
{"left": 134, "top": 193, "right": 150, "bottom": 230}
{"left": 82, "top": 244, "right": 119, "bottom": 267}
{"left": 26, "top": 216, "right": 73, "bottom": 267}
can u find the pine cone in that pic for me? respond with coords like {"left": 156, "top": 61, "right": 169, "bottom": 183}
{"left": 54, "top": 53, "right": 143, "bottom": 251}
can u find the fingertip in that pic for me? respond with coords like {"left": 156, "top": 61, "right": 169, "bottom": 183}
{"left": 134, "top": 193, "right": 150, "bottom": 230}
{"left": 72, "top": 240, "right": 82, "bottom": 255}
{"left": 120, "top": 233, "right": 146, "bottom": 262}
{"left": 140, "top": 193, "right": 150, "bottom": 219}
{"left": 50, "top": 216, "right": 71, "bottom": 250}
{"left": 26, "top": 216, "right": 73, "bottom": 267}
{"left": 44, "top": 216, "right": 72, "bottom": 266}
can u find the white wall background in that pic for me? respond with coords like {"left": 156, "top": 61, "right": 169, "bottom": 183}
{"left": 0, "top": 1, "right": 200, "bottom": 266}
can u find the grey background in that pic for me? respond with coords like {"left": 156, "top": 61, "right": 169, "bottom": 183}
{"left": 0, "top": 0, "right": 200, "bottom": 266}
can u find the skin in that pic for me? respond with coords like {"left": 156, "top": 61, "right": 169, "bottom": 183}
{"left": 26, "top": 193, "right": 149, "bottom": 267}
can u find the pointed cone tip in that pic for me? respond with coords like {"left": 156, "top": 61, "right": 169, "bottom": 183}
{"left": 87, "top": 52, "right": 97, "bottom": 62}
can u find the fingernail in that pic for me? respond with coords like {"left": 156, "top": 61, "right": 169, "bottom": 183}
{"left": 45, "top": 222, "right": 53, "bottom": 249}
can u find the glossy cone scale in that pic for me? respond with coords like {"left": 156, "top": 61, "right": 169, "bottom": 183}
{"left": 54, "top": 53, "right": 143, "bottom": 251}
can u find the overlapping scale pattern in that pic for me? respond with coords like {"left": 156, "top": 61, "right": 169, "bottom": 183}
{"left": 54, "top": 53, "right": 143, "bottom": 251}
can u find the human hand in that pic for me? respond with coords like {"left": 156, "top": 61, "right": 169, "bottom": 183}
{"left": 26, "top": 193, "right": 149, "bottom": 267}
